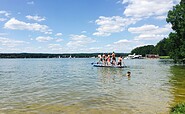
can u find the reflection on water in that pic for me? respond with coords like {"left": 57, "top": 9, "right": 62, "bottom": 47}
{"left": 169, "top": 65, "right": 185, "bottom": 105}
{"left": 97, "top": 67, "right": 129, "bottom": 84}
{"left": 0, "top": 58, "right": 184, "bottom": 113}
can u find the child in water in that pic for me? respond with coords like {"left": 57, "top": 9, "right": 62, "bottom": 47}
{"left": 126, "top": 71, "right": 131, "bottom": 77}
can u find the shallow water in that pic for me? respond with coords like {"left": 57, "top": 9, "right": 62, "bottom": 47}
{"left": 0, "top": 58, "right": 184, "bottom": 114}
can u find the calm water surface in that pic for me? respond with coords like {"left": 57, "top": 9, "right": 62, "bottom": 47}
{"left": 0, "top": 58, "right": 185, "bottom": 114}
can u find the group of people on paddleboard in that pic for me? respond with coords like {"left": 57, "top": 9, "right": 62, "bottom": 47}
{"left": 97, "top": 52, "right": 123, "bottom": 66}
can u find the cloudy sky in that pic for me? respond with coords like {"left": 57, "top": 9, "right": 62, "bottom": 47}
{"left": 0, "top": 0, "right": 180, "bottom": 53}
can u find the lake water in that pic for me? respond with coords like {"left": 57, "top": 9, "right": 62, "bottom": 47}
{"left": 0, "top": 58, "right": 185, "bottom": 114}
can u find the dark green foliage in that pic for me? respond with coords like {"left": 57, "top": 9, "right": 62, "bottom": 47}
{"left": 131, "top": 45, "right": 155, "bottom": 56}
{"left": 171, "top": 103, "right": 185, "bottom": 114}
{"left": 166, "top": 0, "right": 185, "bottom": 63}
{"left": 154, "top": 38, "right": 171, "bottom": 56}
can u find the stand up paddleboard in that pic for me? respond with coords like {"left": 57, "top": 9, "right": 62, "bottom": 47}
{"left": 92, "top": 64, "right": 127, "bottom": 68}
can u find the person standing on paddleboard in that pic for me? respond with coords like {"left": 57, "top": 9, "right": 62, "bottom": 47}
{"left": 111, "top": 52, "right": 116, "bottom": 65}
{"left": 117, "top": 56, "right": 123, "bottom": 66}
{"left": 107, "top": 54, "right": 111, "bottom": 65}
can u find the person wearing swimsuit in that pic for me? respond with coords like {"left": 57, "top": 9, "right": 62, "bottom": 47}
{"left": 106, "top": 55, "right": 111, "bottom": 65}
{"left": 117, "top": 56, "right": 123, "bottom": 66}
{"left": 111, "top": 52, "right": 116, "bottom": 65}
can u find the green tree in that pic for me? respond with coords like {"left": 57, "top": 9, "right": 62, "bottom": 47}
{"left": 154, "top": 38, "right": 171, "bottom": 56}
{"left": 166, "top": 0, "right": 185, "bottom": 63}
{"left": 131, "top": 45, "right": 155, "bottom": 56}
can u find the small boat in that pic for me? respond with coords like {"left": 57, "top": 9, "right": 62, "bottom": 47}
{"left": 93, "top": 64, "right": 127, "bottom": 68}
{"left": 124, "top": 53, "right": 142, "bottom": 59}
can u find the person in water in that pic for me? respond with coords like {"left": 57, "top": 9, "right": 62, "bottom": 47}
{"left": 126, "top": 71, "right": 131, "bottom": 80}
{"left": 111, "top": 52, "right": 116, "bottom": 65}
{"left": 126, "top": 71, "right": 131, "bottom": 77}
{"left": 117, "top": 56, "right": 123, "bottom": 66}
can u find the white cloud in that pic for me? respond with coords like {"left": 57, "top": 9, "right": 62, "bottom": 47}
{"left": 55, "top": 33, "right": 62, "bottom": 36}
{"left": 128, "top": 25, "right": 158, "bottom": 33}
{"left": 27, "top": 1, "right": 34, "bottom": 5}
{"left": 93, "top": 0, "right": 177, "bottom": 37}
{"left": 114, "top": 39, "right": 131, "bottom": 44}
{"left": 61, "top": 47, "right": 102, "bottom": 53}
{"left": 128, "top": 24, "right": 171, "bottom": 40}
{"left": 44, "top": 30, "right": 52, "bottom": 35}
{"left": 130, "top": 24, "right": 171, "bottom": 34}
{"left": 72, "top": 47, "right": 103, "bottom": 53}
{"left": 104, "top": 39, "right": 135, "bottom": 52}
{"left": 0, "top": 33, "right": 8, "bottom": 36}
{"left": 67, "top": 34, "right": 95, "bottom": 47}
{"left": 105, "top": 39, "right": 144, "bottom": 52}
{"left": 48, "top": 44, "right": 63, "bottom": 51}
{"left": 35, "top": 36, "right": 53, "bottom": 42}
{"left": 93, "top": 16, "right": 140, "bottom": 36}
{"left": 88, "top": 20, "right": 94, "bottom": 23}
{"left": 134, "top": 34, "right": 168, "bottom": 41}
{"left": 26, "top": 15, "right": 45, "bottom": 22}
{"left": 116, "top": 0, "right": 123, "bottom": 4}
{"left": 122, "top": 0, "right": 129, "bottom": 4}
{"left": 123, "top": 0, "right": 174, "bottom": 19}
{"left": 81, "top": 31, "right": 87, "bottom": 33}
{"left": 0, "top": 10, "right": 10, "bottom": 22}
{"left": 0, "top": 48, "right": 22, "bottom": 52}
{"left": 174, "top": 0, "right": 181, "bottom": 4}
{"left": 0, "top": 10, "right": 10, "bottom": 17}
{"left": 4, "top": 18, "right": 52, "bottom": 34}
{"left": 55, "top": 38, "right": 63, "bottom": 42}
{"left": 0, "top": 37, "right": 28, "bottom": 47}
{"left": 155, "top": 15, "right": 167, "bottom": 20}
{"left": 0, "top": 18, "right": 7, "bottom": 21}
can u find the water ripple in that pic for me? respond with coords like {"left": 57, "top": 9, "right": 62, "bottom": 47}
{"left": 0, "top": 58, "right": 183, "bottom": 113}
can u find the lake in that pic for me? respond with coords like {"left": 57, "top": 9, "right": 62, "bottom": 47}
{"left": 0, "top": 58, "right": 185, "bottom": 114}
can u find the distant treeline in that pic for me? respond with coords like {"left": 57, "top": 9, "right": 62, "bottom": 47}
{"left": 130, "top": 41, "right": 170, "bottom": 57}
{"left": 131, "top": 45, "right": 156, "bottom": 57}
{"left": 0, "top": 53, "right": 128, "bottom": 58}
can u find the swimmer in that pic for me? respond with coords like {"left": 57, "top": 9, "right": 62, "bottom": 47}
{"left": 126, "top": 71, "right": 131, "bottom": 80}
{"left": 126, "top": 71, "right": 131, "bottom": 77}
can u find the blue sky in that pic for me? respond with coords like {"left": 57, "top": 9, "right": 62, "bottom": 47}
{"left": 0, "top": 0, "right": 180, "bottom": 53}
